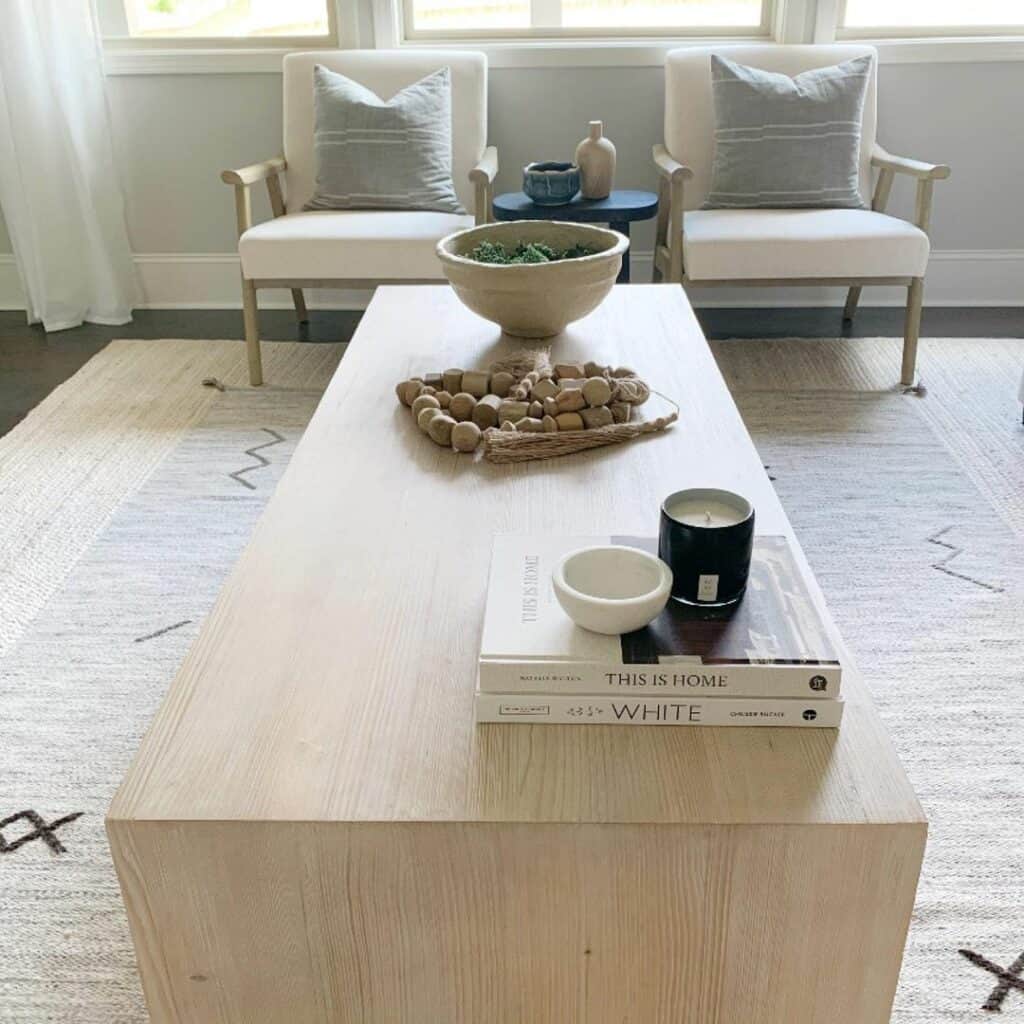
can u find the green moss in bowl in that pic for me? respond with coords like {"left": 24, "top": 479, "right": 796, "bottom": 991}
{"left": 467, "top": 240, "right": 597, "bottom": 265}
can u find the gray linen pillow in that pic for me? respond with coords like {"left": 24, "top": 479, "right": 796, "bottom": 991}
{"left": 704, "top": 54, "right": 872, "bottom": 210}
{"left": 305, "top": 65, "right": 464, "bottom": 214}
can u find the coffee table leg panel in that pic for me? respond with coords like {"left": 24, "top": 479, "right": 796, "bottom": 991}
{"left": 109, "top": 819, "right": 925, "bottom": 1023}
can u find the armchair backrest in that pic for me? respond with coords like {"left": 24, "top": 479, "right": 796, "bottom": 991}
{"left": 283, "top": 49, "right": 488, "bottom": 215}
{"left": 664, "top": 44, "right": 878, "bottom": 210}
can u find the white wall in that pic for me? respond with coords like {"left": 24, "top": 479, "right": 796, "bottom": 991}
{"left": 2, "top": 56, "right": 1022, "bottom": 307}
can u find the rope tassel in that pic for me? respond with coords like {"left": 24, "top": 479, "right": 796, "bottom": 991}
{"left": 483, "top": 391, "right": 679, "bottom": 463}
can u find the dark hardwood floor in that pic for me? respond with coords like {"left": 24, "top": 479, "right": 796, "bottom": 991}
{"left": 1, "top": 304, "right": 1021, "bottom": 439}
{"left": 0, "top": 309, "right": 360, "bottom": 438}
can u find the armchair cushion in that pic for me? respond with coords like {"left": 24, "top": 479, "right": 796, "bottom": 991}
{"left": 682, "top": 208, "right": 929, "bottom": 281}
{"left": 284, "top": 51, "right": 487, "bottom": 216}
{"left": 238, "top": 210, "right": 473, "bottom": 281}
{"left": 705, "top": 54, "right": 872, "bottom": 210}
{"left": 306, "top": 65, "right": 463, "bottom": 215}
{"left": 665, "top": 45, "right": 877, "bottom": 211}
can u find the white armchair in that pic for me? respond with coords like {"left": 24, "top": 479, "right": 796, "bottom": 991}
{"left": 653, "top": 44, "right": 949, "bottom": 386}
{"left": 222, "top": 50, "right": 496, "bottom": 385}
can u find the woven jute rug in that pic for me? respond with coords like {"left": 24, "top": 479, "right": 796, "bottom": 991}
{"left": 0, "top": 335, "right": 1021, "bottom": 1022}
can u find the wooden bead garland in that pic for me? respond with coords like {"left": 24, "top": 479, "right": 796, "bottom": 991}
{"left": 417, "top": 407, "right": 442, "bottom": 432}
{"left": 448, "top": 393, "right": 476, "bottom": 421}
{"left": 452, "top": 421, "right": 482, "bottom": 451}
{"left": 472, "top": 394, "right": 502, "bottom": 429}
{"left": 395, "top": 352, "right": 676, "bottom": 462}
{"left": 428, "top": 414, "right": 456, "bottom": 446}
{"left": 411, "top": 394, "right": 440, "bottom": 420}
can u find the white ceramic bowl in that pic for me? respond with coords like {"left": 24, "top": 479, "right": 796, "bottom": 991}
{"left": 436, "top": 221, "right": 628, "bottom": 338}
{"left": 552, "top": 546, "right": 673, "bottom": 636}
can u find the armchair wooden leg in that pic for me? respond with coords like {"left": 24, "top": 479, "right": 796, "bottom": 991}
{"left": 291, "top": 288, "right": 309, "bottom": 324}
{"left": 901, "top": 278, "right": 924, "bottom": 387}
{"left": 241, "top": 277, "right": 263, "bottom": 387}
{"left": 652, "top": 253, "right": 664, "bottom": 283}
{"left": 843, "top": 286, "right": 862, "bottom": 322}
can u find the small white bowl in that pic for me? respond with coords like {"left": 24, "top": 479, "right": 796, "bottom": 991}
{"left": 552, "top": 546, "right": 673, "bottom": 636}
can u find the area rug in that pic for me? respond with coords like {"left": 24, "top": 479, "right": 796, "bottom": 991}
{"left": 0, "top": 339, "right": 343, "bottom": 662}
{"left": 715, "top": 337, "right": 1024, "bottom": 1023}
{"left": 0, "top": 335, "right": 1021, "bottom": 1022}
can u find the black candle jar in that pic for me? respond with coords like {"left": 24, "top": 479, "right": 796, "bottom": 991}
{"left": 658, "top": 488, "right": 755, "bottom": 607}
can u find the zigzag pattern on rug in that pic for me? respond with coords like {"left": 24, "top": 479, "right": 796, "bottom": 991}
{"left": 927, "top": 525, "right": 1005, "bottom": 593}
{"left": 229, "top": 428, "right": 286, "bottom": 490}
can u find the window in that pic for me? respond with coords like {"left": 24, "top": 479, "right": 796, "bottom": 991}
{"left": 119, "top": 0, "right": 331, "bottom": 39}
{"left": 405, "top": 0, "right": 770, "bottom": 37}
{"left": 840, "top": 0, "right": 1024, "bottom": 33}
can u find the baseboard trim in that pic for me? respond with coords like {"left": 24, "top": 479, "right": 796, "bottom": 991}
{"left": 2, "top": 249, "right": 1023, "bottom": 313}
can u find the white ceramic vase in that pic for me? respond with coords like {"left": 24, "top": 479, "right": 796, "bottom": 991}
{"left": 574, "top": 121, "right": 616, "bottom": 200}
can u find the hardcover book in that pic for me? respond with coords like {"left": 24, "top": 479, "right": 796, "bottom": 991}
{"left": 479, "top": 534, "right": 843, "bottom": 700}
{"left": 475, "top": 693, "right": 844, "bottom": 727}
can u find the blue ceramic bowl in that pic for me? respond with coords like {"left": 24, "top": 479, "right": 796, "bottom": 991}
{"left": 523, "top": 161, "right": 580, "bottom": 206}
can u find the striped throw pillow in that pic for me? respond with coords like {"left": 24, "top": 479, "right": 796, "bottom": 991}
{"left": 704, "top": 54, "right": 872, "bottom": 210}
{"left": 305, "top": 65, "right": 464, "bottom": 214}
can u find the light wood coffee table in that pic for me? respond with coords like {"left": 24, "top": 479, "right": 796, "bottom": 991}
{"left": 108, "top": 285, "right": 925, "bottom": 1023}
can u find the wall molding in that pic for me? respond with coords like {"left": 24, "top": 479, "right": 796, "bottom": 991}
{"left": 845, "top": 36, "right": 1024, "bottom": 65}
{"left": 101, "top": 36, "right": 1024, "bottom": 75}
{"left": 99, "top": 39, "right": 767, "bottom": 75}
{"left": 2, "top": 250, "right": 1023, "bottom": 314}
{"left": 103, "top": 47, "right": 301, "bottom": 75}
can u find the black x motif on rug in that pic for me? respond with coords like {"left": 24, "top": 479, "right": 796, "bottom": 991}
{"left": 960, "top": 948, "right": 1024, "bottom": 1012}
{"left": 0, "top": 810, "right": 83, "bottom": 854}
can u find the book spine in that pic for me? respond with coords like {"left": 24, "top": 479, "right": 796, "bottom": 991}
{"left": 478, "top": 661, "right": 842, "bottom": 699}
{"left": 475, "top": 693, "right": 844, "bottom": 727}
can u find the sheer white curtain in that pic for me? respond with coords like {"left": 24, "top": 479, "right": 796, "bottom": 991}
{"left": 0, "top": 0, "right": 136, "bottom": 331}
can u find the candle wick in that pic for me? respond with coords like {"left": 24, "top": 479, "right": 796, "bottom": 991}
{"left": 704, "top": 509, "right": 711, "bottom": 524}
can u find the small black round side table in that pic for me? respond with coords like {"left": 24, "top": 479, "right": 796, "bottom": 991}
{"left": 491, "top": 189, "right": 658, "bottom": 284}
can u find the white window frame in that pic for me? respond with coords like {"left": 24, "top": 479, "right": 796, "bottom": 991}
{"left": 99, "top": 0, "right": 1024, "bottom": 73}
{"left": 398, "top": 0, "right": 776, "bottom": 43}
{"left": 834, "top": 0, "right": 1024, "bottom": 38}
{"left": 112, "top": 0, "right": 338, "bottom": 47}
{"left": 818, "top": 0, "right": 1024, "bottom": 63}
{"left": 101, "top": 0, "right": 352, "bottom": 74}
{"left": 371, "top": 0, "right": 815, "bottom": 65}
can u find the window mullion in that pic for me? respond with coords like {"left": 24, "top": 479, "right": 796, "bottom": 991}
{"left": 374, "top": 0, "right": 402, "bottom": 46}
{"left": 530, "top": 0, "right": 563, "bottom": 29}
{"left": 813, "top": 0, "right": 842, "bottom": 41}
{"left": 773, "top": 0, "right": 815, "bottom": 42}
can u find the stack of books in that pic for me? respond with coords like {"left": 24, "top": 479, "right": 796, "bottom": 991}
{"left": 476, "top": 534, "right": 844, "bottom": 728}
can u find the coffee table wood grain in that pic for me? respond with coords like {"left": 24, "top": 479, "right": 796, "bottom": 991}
{"left": 108, "top": 285, "right": 925, "bottom": 1023}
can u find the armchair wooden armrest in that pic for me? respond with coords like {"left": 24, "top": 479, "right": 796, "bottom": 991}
{"left": 869, "top": 144, "right": 949, "bottom": 236}
{"left": 469, "top": 146, "right": 498, "bottom": 185}
{"left": 652, "top": 145, "right": 692, "bottom": 282}
{"left": 653, "top": 144, "right": 694, "bottom": 184}
{"left": 220, "top": 156, "right": 287, "bottom": 187}
{"left": 469, "top": 146, "right": 499, "bottom": 225}
{"left": 220, "top": 156, "right": 290, "bottom": 241}
{"left": 871, "top": 144, "right": 950, "bottom": 182}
